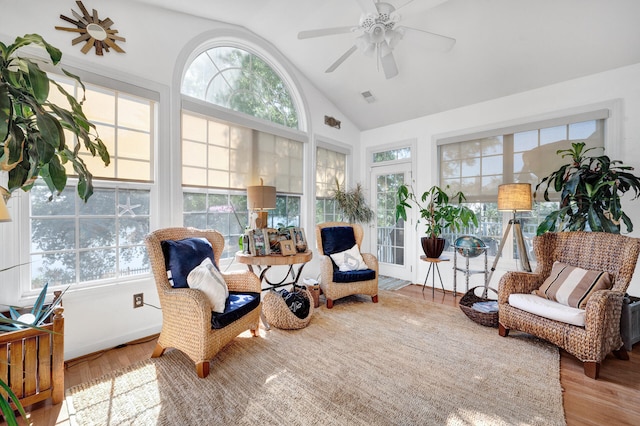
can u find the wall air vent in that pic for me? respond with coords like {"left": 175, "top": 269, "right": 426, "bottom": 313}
{"left": 361, "top": 90, "right": 376, "bottom": 103}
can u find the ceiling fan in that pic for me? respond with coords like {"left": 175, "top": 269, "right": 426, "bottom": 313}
{"left": 297, "top": 0, "right": 455, "bottom": 79}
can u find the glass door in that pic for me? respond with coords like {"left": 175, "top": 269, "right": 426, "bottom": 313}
{"left": 370, "top": 163, "right": 413, "bottom": 280}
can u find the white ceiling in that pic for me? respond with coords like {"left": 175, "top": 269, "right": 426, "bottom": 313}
{"left": 132, "top": 0, "right": 640, "bottom": 130}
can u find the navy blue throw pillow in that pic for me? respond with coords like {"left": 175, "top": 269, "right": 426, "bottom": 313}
{"left": 161, "top": 237, "right": 216, "bottom": 288}
{"left": 321, "top": 226, "right": 356, "bottom": 255}
{"left": 278, "top": 289, "right": 310, "bottom": 319}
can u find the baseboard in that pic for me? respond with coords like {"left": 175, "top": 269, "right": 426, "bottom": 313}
{"left": 64, "top": 325, "right": 161, "bottom": 361}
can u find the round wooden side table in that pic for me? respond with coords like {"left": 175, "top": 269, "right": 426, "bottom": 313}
{"left": 420, "top": 255, "right": 450, "bottom": 298}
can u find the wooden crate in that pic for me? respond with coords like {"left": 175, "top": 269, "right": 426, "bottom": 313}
{"left": 0, "top": 305, "right": 64, "bottom": 408}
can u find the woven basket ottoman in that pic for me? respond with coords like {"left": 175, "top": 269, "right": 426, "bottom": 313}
{"left": 262, "top": 287, "right": 314, "bottom": 329}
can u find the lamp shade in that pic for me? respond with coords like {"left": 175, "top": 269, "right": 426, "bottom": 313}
{"left": 246, "top": 182, "right": 276, "bottom": 210}
{"left": 0, "top": 196, "right": 11, "bottom": 222}
{"left": 497, "top": 183, "right": 532, "bottom": 212}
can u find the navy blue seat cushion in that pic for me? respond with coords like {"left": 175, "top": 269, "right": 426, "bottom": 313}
{"left": 211, "top": 291, "right": 260, "bottom": 329}
{"left": 161, "top": 237, "right": 216, "bottom": 288}
{"left": 320, "top": 227, "right": 356, "bottom": 255}
{"left": 333, "top": 269, "right": 376, "bottom": 283}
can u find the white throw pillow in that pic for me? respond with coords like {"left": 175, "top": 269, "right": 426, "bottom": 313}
{"left": 187, "top": 258, "right": 229, "bottom": 313}
{"left": 329, "top": 244, "right": 368, "bottom": 271}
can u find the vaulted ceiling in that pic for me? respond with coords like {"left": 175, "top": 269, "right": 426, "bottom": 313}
{"left": 132, "top": 0, "right": 640, "bottom": 130}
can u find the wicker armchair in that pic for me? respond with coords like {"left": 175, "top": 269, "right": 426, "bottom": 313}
{"left": 145, "top": 227, "right": 261, "bottom": 378}
{"left": 498, "top": 231, "right": 640, "bottom": 379}
{"left": 316, "top": 222, "right": 378, "bottom": 309}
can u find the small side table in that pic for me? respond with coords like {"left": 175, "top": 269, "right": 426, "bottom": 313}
{"left": 420, "top": 255, "right": 450, "bottom": 298}
{"left": 453, "top": 248, "right": 488, "bottom": 297}
{"left": 235, "top": 251, "right": 313, "bottom": 291}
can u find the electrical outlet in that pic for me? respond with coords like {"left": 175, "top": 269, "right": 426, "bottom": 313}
{"left": 133, "top": 293, "right": 144, "bottom": 308}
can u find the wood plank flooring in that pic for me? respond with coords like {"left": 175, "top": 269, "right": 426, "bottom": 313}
{"left": 16, "top": 285, "right": 640, "bottom": 425}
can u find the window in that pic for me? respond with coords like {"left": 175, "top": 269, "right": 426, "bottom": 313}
{"left": 29, "top": 76, "right": 155, "bottom": 291}
{"left": 315, "top": 146, "right": 347, "bottom": 224}
{"left": 373, "top": 147, "right": 411, "bottom": 163}
{"left": 182, "top": 46, "right": 298, "bottom": 129}
{"left": 182, "top": 190, "right": 300, "bottom": 260}
{"left": 438, "top": 113, "right": 607, "bottom": 259}
{"left": 181, "top": 45, "right": 305, "bottom": 254}
{"left": 182, "top": 112, "right": 303, "bottom": 192}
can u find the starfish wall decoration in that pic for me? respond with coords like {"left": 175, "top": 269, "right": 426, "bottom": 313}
{"left": 55, "top": 1, "right": 126, "bottom": 56}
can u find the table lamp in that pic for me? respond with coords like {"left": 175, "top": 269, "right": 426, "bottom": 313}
{"left": 0, "top": 195, "right": 11, "bottom": 223}
{"left": 487, "top": 183, "right": 532, "bottom": 284}
{"left": 247, "top": 178, "right": 276, "bottom": 229}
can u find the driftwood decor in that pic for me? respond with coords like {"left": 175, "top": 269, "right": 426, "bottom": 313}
{"left": 56, "top": 1, "right": 126, "bottom": 55}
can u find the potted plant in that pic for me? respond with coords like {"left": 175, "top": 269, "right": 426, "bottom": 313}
{"left": 535, "top": 142, "right": 640, "bottom": 235}
{"left": 1, "top": 34, "right": 110, "bottom": 202}
{"left": 0, "top": 34, "right": 110, "bottom": 425}
{"left": 331, "top": 178, "right": 374, "bottom": 224}
{"left": 395, "top": 184, "right": 478, "bottom": 258}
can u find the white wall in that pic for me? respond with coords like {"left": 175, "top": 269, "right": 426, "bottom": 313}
{"left": 360, "top": 62, "right": 640, "bottom": 296}
{"left": 0, "top": 0, "right": 358, "bottom": 359}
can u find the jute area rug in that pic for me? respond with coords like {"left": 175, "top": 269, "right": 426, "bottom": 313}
{"left": 66, "top": 291, "right": 565, "bottom": 426}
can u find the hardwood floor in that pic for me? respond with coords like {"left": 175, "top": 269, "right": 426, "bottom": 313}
{"left": 15, "top": 285, "right": 640, "bottom": 425}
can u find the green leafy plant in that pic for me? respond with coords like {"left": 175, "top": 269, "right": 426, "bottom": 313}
{"left": 0, "top": 34, "right": 110, "bottom": 425}
{"left": 0, "top": 283, "right": 67, "bottom": 332}
{"left": 535, "top": 142, "right": 640, "bottom": 235}
{"left": 395, "top": 184, "right": 478, "bottom": 239}
{"left": 331, "top": 178, "right": 374, "bottom": 224}
{"left": 0, "top": 34, "right": 110, "bottom": 201}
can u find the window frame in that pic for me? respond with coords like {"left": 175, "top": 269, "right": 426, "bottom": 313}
{"left": 17, "top": 69, "right": 160, "bottom": 297}
{"left": 434, "top": 105, "right": 619, "bottom": 264}
{"left": 315, "top": 141, "right": 351, "bottom": 224}
{"left": 180, "top": 42, "right": 309, "bottom": 254}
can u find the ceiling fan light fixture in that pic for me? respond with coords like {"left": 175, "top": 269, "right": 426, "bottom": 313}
{"left": 355, "top": 34, "right": 376, "bottom": 56}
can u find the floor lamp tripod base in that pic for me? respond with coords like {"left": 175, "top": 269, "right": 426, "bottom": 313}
{"left": 487, "top": 218, "right": 532, "bottom": 285}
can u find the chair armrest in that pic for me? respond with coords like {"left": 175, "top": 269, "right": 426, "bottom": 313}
{"left": 584, "top": 289, "right": 625, "bottom": 333}
{"left": 361, "top": 253, "right": 378, "bottom": 272}
{"left": 319, "top": 255, "right": 334, "bottom": 280}
{"left": 160, "top": 287, "right": 212, "bottom": 325}
{"left": 498, "top": 271, "right": 544, "bottom": 304}
{"left": 222, "top": 270, "right": 262, "bottom": 293}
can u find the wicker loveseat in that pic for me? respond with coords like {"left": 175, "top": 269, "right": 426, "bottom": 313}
{"left": 498, "top": 231, "right": 640, "bottom": 379}
{"left": 316, "top": 222, "right": 378, "bottom": 309}
{"left": 145, "top": 227, "right": 261, "bottom": 378}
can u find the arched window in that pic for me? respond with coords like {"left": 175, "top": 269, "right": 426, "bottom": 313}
{"left": 182, "top": 46, "right": 298, "bottom": 129}
{"left": 181, "top": 44, "right": 305, "bottom": 259}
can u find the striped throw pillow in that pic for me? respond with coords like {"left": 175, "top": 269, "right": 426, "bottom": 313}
{"left": 534, "top": 262, "right": 612, "bottom": 309}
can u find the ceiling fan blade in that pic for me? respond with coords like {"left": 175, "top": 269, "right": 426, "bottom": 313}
{"left": 326, "top": 45, "right": 358, "bottom": 73}
{"left": 355, "top": 0, "right": 378, "bottom": 14}
{"left": 298, "top": 27, "right": 354, "bottom": 39}
{"left": 396, "top": 0, "right": 450, "bottom": 12}
{"left": 399, "top": 26, "right": 456, "bottom": 51}
{"left": 380, "top": 49, "right": 399, "bottom": 79}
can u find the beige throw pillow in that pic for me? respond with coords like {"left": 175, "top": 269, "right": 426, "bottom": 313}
{"left": 534, "top": 261, "right": 612, "bottom": 309}
{"left": 187, "top": 257, "right": 229, "bottom": 313}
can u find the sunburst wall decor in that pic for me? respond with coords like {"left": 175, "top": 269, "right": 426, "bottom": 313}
{"left": 55, "top": 1, "right": 125, "bottom": 56}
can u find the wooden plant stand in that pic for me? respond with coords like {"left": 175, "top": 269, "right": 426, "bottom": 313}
{"left": 0, "top": 294, "right": 64, "bottom": 408}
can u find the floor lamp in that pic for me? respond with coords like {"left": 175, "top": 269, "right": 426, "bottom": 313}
{"left": 247, "top": 178, "right": 276, "bottom": 229}
{"left": 487, "top": 183, "right": 532, "bottom": 284}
